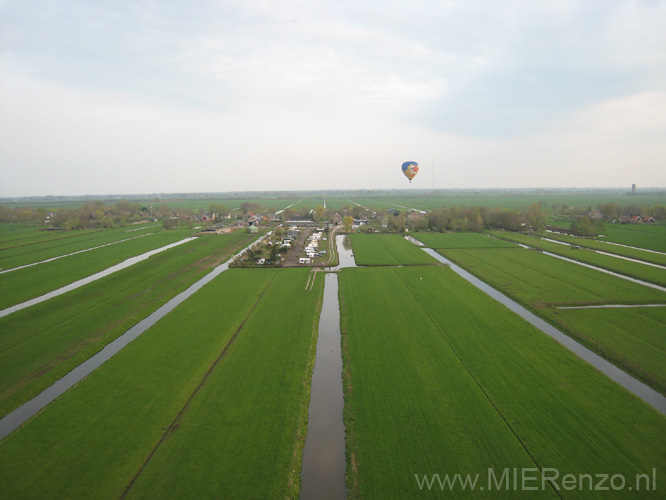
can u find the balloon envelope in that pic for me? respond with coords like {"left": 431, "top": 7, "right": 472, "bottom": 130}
{"left": 401, "top": 161, "right": 419, "bottom": 182}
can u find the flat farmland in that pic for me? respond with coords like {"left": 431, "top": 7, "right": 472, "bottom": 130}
{"left": 339, "top": 266, "right": 666, "bottom": 498}
{"left": 0, "top": 230, "right": 259, "bottom": 417}
{"left": 440, "top": 247, "right": 666, "bottom": 394}
{"left": 348, "top": 233, "right": 438, "bottom": 266}
{"left": 0, "top": 226, "right": 195, "bottom": 309}
{"left": 552, "top": 306, "right": 666, "bottom": 395}
{"left": 486, "top": 230, "right": 666, "bottom": 287}
{"left": 340, "top": 193, "right": 666, "bottom": 212}
{"left": 0, "top": 268, "right": 324, "bottom": 499}
{"left": 597, "top": 223, "right": 666, "bottom": 252}
{"left": 536, "top": 231, "right": 666, "bottom": 266}
{"left": 0, "top": 222, "right": 162, "bottom": 270}
{"left": 414, "top": 232, "right": 518, "bottom": 249}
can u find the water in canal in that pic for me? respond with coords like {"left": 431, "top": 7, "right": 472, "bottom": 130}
{"left": 0, "top": 237, "right": 198, "bottom": 319}
{"left": 299, "top": 273, "right": 346, "bottom": 500}
{"left": 0, "top": 234, "right": 271, "bottom": 440}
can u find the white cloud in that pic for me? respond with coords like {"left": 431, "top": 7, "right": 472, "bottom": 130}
{"left": 1, "top": 0, "right": 665, "bottom": 196}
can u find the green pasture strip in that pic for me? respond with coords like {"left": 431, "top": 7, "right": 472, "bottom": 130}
{"left": 0, "top": 223, "right": 162, "bottom": 269}
{"left": 0, "top": 227, "right": 194, "bottom": 310}
{"left": 349, "top": 233, "right": 438, "bottom": 266}
{"left": 0, "top": 231, "right": 258, "bottom": 418}
{"left": 597, "top": 224, "right": 666, "bottom": 253}
{"left": 440, "top": 248, "right": 666, "bottom": 394}
{"left": 552, "top": 307, "right": 666, "bottom": 394}
{"left": 414, "top": 231, "right": 518, "bottom": 249}
{"left": 125, "top": 268, "right": 324, "bottom": 499}
{"left": 0, "top": 223, "right": 84, "bottom": 249}
{"left": 487, "top": 231, "right": 666, "bottom": 287}
{"left": 339, "top": 267, "right": 550, "bottom": 499}
{"left": 0, "top": 268, "right": 322, "bottom": 499}
{"left": 441, "top": 247, "right": 665, "bottom": 306}
{"left": 339, "top": 266, "right": 666, "bottom": 499}
{"left": 534, "top": 231, "right": 666, "bottom": 266}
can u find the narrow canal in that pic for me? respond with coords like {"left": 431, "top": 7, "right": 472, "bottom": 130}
{"left": 0, "top": 234, "right": 270, "bottom": 440}
{"left": 299, "top": 273, "right": 346, "bottom": 500}
{"left": 0, "top": 237, "right": 198, "bottom": 319}
{"left": 299, "top": 234, "right": 354, "bottom": 499}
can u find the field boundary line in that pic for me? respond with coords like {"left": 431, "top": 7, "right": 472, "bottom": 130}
{"left": 120, "top": 271, "right": 278, "bottom": 499}
{"left": 0, "top": 237, "right": 197, "bottom": 319}
{"left": 393, "top": 269, "right": 565, "bottom": 500}
{"left": 0, "top": 233, "right": 154, "bottom": 274}
{"left": 557, "top": 303, "right": 666, "bottom": 310}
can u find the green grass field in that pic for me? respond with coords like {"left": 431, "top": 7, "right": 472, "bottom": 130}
{"left": 0, "top": 267, "right": 324, "bottom": 499}
{"left": 535, "top": 231, "right": 666, "bottom": 266}
{"left": 414, "top": 232, "right": 519, "bottom": 249}
{"left": 597, "top": 224, "right": 666, "bottom": 253}
{"left": 0, "top": 226, "right": 195, "bottom": 309}
{"left": 0, "top": 230, "right": 259, "bottom": 418}
{"left": 486, "top": 230, "right": 666, "bottom": 287}
{"left": 341, "top": 192, "right": 666, "bottom": 213}
{"left": 440, "top": 247, "right": 666, "bottom": 394}
{"left": 339, "top": 266, "right": 666, "bottom": 498}
{"left": 0, "top": 222, "right": 94, "bottom": 249}
{"left": 348, "top": 234, "right": 438, "bottom": 266}
{"left": 0, "top": 222, "right": 162, "bottom": 269}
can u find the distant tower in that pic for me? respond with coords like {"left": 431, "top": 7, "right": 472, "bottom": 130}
{"left": 632, "top": 183, "right": 636, "bottom": 195}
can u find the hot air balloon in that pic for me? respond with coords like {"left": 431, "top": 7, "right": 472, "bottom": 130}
{"left": 402, "top": 161, "right": 419, "bottom": 182}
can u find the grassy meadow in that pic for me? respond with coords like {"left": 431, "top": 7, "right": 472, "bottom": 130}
{"left": 0, "top": 226, "right": 196, "bottom": 310}
{"left": 348, "top": 233, "right": 438, "bottom": 266}
{"left": 0, "top": 222, "right": 163, "bottom": 270}
{"left": 0, "top": 230, "right": 258, "bottom": 418}
{"left": 486, "top": 230, "right": 666, "bottom": 287}
{"left": 414, "top": 231, "right": 518, "bottom": 249}
{"left": 339, "top": 266, "right": 666, "bottom": 499}
{"left": 0, "top": 268, "right": 324, "bottom": 499}
{"left": 537, "top": 231, "right": 666, "bottom": 266}
{"left": 439, "top": 246, "right": 666, "bottom": 394}
{"left": 597, "top": 223, "right": 666, "bottom": 252}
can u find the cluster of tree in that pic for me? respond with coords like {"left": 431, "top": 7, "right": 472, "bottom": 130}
{"left": 280, "top": 203, "right": 373, "bottom": 223}
{"left": 0, "top": 200, "right": 145, "bottom": 229}
{"left": 239, "top": 202, "right": 265, "bottom": 214}
{"left": 423, "top": 204, "right": 544, "bottom": 232}
{"left": 207, "top": 203, "right": 230, "bottom": 219}
{"left": 569, "top": 216, "right": 604, "bottom": 237}
{"left": 551, "top": 202, "right": 666, "bottom": 221}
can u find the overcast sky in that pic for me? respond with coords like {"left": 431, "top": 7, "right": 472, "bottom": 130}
{"left": 1, "top": 0, "right": 665, "bottom": 197}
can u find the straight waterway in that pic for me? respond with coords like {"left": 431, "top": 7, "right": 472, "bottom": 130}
{"left": 0, "top": 237, "right": 197, "bottom": 319}
{"left": 0, "top": 234, "right": 270, "bottom": 440}
{"left": 300, "top": 234, "right": 354, "bottom": 499}
{"left": 420, "top": 247, "right": 666, "bottom": 416}
{"left": 299, "top": 273, "right": 346, "bottom": 500}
